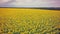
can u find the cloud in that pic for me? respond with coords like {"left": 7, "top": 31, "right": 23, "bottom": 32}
{"left": 0, "top": 0, "right": 11, "bottom": 4}
{"left": 0, "top": 0, "right": 60, "bottom": 7}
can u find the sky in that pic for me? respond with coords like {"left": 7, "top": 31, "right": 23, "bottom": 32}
{"left": 0, "top": 0, "right": 60, "bottom": 7}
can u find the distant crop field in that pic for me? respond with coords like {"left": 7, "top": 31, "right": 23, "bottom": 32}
{"left": 0, "top": 8, "right": 60, "bottom": 34}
